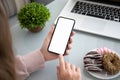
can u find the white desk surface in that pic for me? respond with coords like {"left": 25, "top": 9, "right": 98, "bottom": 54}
{"left": 10, "top": 0, "right": 120, "bottom": 80}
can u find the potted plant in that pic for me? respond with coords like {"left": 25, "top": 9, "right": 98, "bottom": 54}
{"left": 17, "top": 2, "right": 50, "bottom": 33}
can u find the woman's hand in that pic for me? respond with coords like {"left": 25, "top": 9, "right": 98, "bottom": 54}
{"left": 40, "top": 27, "right": 75, "bottom": 61}
{"left": 57, "top": 55, "right": 81, "bottom": 80}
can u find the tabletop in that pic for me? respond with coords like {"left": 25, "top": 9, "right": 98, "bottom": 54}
{"left": 10, "top": 0, "right": 120, "bottom": 80}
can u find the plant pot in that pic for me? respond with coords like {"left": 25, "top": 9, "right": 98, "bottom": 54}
{"left": 28, "top": 27, "right": 43, "bottom": 33}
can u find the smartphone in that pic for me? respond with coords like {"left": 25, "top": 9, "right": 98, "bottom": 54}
{"left": 48, "top": 17, "right": 75, "bottom": 55}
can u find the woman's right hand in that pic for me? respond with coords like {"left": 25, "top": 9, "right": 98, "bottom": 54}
{"left": 57, "top": 55, "right": 81, "bottom": 80}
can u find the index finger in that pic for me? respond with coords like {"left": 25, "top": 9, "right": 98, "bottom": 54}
{"left": 58, "top": 55, "right": 65, "bottom": 70}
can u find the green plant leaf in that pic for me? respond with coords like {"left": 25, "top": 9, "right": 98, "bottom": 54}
{"left": 17, "top": 2, "right": 50, "bottom": 29}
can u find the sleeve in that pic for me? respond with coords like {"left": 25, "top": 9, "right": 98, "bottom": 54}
{"left": 15, "top": 49, "right": 45, "bottom": 80}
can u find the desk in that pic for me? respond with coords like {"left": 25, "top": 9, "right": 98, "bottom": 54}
{"left": 10, "top": 0, "right": 120, "bottom": 80}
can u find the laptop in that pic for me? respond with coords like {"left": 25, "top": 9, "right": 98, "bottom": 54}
{"left": 56, "top": 0, "right": 120, "bottom": 40}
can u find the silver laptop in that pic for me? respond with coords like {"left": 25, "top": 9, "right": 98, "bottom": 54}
{"left": 56, "top": 0, "right": 120, "bottom": 40}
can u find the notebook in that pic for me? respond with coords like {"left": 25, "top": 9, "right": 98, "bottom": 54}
{"left": 56, "top": 0, "right": 120, "bottom": 40}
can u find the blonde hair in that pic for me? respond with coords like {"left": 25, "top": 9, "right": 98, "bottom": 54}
{"left": 0, "top": 2, "right": 16, "bottom": 80}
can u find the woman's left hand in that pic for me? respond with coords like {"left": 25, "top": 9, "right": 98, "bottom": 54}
{"left": 40, "top": 27, "right": 75, "bottom": 61}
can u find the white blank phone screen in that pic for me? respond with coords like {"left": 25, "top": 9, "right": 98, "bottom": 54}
{"left": 48, "top": 17, "right": 74, "bottom": 55}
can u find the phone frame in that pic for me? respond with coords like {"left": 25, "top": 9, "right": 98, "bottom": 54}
{"left": 47, "top": 16, "right": 75, "bottom": 55}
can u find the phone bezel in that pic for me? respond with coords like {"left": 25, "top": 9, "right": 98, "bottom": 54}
{"left": 47, "top": 16, "right": 75, "bottom": 55}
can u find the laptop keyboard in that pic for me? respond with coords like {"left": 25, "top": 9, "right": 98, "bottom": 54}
{"left": 71, "top": 1, "right": 120, "bottom": 22}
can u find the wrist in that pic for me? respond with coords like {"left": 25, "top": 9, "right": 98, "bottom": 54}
{"left": 40, "top": 49, "right": 47, "bottom": 61}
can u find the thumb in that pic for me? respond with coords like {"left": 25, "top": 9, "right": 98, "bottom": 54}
{"left": 56, "top": 66, "right": 60, "bottom": 73}
{"left": 48, "top": 26, "right": 54, "bottom": 38}
{"left": 56, "top": 66, "right": 60, "bottom": 80}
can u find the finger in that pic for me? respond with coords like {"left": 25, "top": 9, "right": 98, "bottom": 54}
{"left": 69, "top": 31, "right": 75, "bottom": 43}
{"left": 48, "top": 26, "right": 54, "bottom": 38}
{"left": 69, "top": 37, "right": 73, "bottom": 43}
{"left": 70, "top": 64, "right": 75, "bottom": 71}
{"left": 67, "top": 44, "right": 72, "bottom": 49}
{"left": 46, "top": 27, "right": 54, "bottom": 42}
{"left": 65, "top": 61, "right": 71, "bottom": 70}
{"left": 59, "top": 55, "right": 65, "bottom": 70}
{"left": 56, "top": 66, "right": 60, "bottom": 80}
{"left": 76, "top": 67, "right": 80, "bottom": 73}
{"left": 65, "top": 50, "right": 70, "bottom": 55}
{"left": 56, "top": 66, "right": 60, "bottom": 74}
{"left": 71, "top": 31, "right": 75, "bottom": 36}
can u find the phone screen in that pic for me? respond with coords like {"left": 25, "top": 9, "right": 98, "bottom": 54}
{"left": 48, "top": 17, "right": 75, "bottom": 55}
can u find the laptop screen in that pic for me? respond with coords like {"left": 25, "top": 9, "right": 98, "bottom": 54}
{"left": 87, "top": 0, "right": 120, "bottom": 6}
